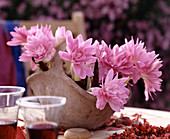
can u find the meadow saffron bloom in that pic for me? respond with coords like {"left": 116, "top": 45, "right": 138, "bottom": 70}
{"left": 7, "top": 24, "right": 56, "bottom": 71}
{"left": 92, "top": 69, "right": 130, "bottom": 112}
{"left": 96, "top": 40, "right": 133, "bottom": 83}
{"left": 7, "top": 25, "right": 28, "bottom": 46}
{"left": 19, "top": 28, "right": 56, "bottom": 70}
{"left": 55, "top": 26, "right": 66, "bottom": 45}
{"left": 59, "top": 30, "right": 96, "bottom": 79}
{"left": 121, "top": 38, "right": 163, "bottom": 101}
{"left": 140, "top": 52, "right": 162, "bottom": 101}
{"left": 28, "top": 24, "right": 52, "bottom": 36}
{"left": 120, "top": 38, "right": 149, "bottom": 83}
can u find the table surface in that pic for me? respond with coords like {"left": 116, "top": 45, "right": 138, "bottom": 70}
{"left": 18, "top": 107, "right": 170, "bottom": 139}
{"left": 58, "top": 107, "right": 170, "bottom": 139}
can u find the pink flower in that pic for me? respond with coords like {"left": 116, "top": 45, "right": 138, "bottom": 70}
{"left": 28, "top": 24, "right": 52, "bottom": 36}
{"left": 59, "top": 31, "right": 97, "bottom": 79}
{"left": 19, "top": 25, "right": 56, "bottom": 70}
{"left": 55, "top": 26, "right": 67, "bottom": 46}
{"left": 96, "top": 40, "right": 133, "bottom": 83}
{"left": 121, "top": 38, "right": 163, "bottom": 101}
{"left": 7, "top": 25, "right": 29, "bottom": 46}
{"left": 7, "top": 24, "right": 56, "bottom": 70}
{"left": 7, "top": 24, "right": 52, "bottom": 46}
{"left": 55, "top": 26, "right": 66, "bottom": 41}
{"left": 120, "top": 38, "right": 149, "bottom": 83}
{"left": 92, "top": 69, "right": 130, "bottom": 112}
{"left": 140, "top": 53, "right": 162, "bottom": 101}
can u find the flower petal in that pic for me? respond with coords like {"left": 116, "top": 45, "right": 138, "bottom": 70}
{"left": 58, "top": 51, "right": 71, "bottom": 61}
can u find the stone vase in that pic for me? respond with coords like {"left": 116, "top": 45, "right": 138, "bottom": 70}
{"left": 26, "top": 43, "right": 114, "bottom": 130}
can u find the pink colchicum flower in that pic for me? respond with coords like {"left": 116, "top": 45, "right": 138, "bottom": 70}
{"left": 55, "top": 26, "right": 68, "bottom": 47}
{"left": 20, "top": 29, "right": 56, "bottom": 70}
{"left": 7, "top": 25, "right": 29, "bottom": 46}
{"left": 28, "top": 24, "right": 53, "bottom": 36}
{"left": 55, "top": 26, "right": 66, "bottom": 41}
{"left": 7, "top": 25, "right": 56, "bottom": 71}
{"left": 59, "top": 30, "right": 97, "bottom": 79}
{"left": 96, "top": 40, "right": 133, "bottom": 83}
{"left": 120, "top": 38, "right": 150, "bottom": 83}
{"left": 121, "top": 38, "right": 163, "bottom": 101}
{"left": 141, "top": 58, "right": 162, "bottom": 101}
{"left": 92, "top": 69, "right": 130, "bottom": 112}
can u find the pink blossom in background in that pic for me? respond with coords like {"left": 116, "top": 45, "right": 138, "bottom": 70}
{"left": 17, "top": 2, "right": 26, "bottom": 14}
{"left": 32, "top": 0, "right": 42, "bottom": 7}
{"left": 92, "top": 69, "right": 130, "bottom": 112}
{"left": 30, "top": 15, "right": 56, "bottom": 21}
{"left": 0, "top": 0, "right": 11, "bottom": 7}
{"left": 158, "top": 0, "right": 170, "bottom": 15}
{"left": 77, "top": 0, "right": 130, "bottom": 43}
{"left": 0, "top": 0, "right": 11, "bottom": 20}
{"left": 49, "top": 3, "right": 59, "bottom": 15}
{"left": 63, "top": 1, "right": 71, "bottom": 8}
{"left": 59, "top": 30, "right": 97, "bottom": 79}
{"left": 29, "top": 0, "right": 67, "bottom": 20}
{"left": 32, "top": 0, "right": 51, "bottom": 8}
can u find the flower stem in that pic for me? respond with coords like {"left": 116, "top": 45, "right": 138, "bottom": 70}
{"left": 32, "top": 57, "right": 49, "bottom": 71}
{"left": 91, "top": 62, "right": 99, "bottom": 87}
{"left": 38, "top": 61, "right": 49, "bottom": 71}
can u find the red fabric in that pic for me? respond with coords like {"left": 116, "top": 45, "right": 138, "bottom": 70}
{"left": 0, "top": 24, "right": 17, "bottom": 85}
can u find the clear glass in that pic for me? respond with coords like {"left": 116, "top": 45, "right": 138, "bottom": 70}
{"left": 0, "top": 86, "right": 25, "bottom": 139}
{"left": 16, "top": 96, "right": 66, "bottom": 139}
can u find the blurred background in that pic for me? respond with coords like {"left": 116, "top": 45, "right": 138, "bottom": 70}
{"left": 0, "top": 0, "right": 170, "bottom": 111}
